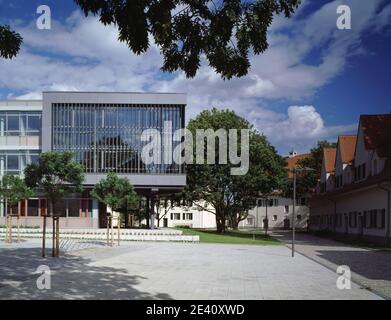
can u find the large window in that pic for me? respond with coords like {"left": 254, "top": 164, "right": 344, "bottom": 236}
{"left": 27, "top": 199, "right": 39, "bottom": 216}
{"left": 7, "top": 155, "right": 19, "bottom": 173}
{"left": 52, "top": 103, "right": 185, "bottom": 174}
{"left": 0, "top": 112, "right": 41, "bottom": 136}
{"left": 7, "top": 115, "right": 20, "bottom": 134}
{"left": 27, "top": 115, "right": 41, "bottom": 133}
{"left": 0, "top": 151, "right": 41, "bottom": 176}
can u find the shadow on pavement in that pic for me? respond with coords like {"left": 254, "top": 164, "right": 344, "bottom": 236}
{"left": 314, "top": 249, "right": 391, "bottom": 282}
{"left": 273, "top": 230, "right": 391, "bottom": 282}
{"left": 0, "top": 246, "right": 172, "bottom": 300}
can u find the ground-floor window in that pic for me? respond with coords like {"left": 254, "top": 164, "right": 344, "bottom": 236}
{"left": 182, "top": 212, "right": 193, "bottom": 220}
{"left": 363, "top": 209, "right": 386, "bottom": 229}
{"left": 246, "top": 216, "right": 254, "bottom": 225}
{"left": 349, "top": 212, "right": 357, "bottom": 228}
{"left": 171, "top": 213, "right": 180, "bottom": 220}
{"left": 1, "top": 198, "right": 93, "bottom": 217}
{"left": 27, "top": 199, "right": 39, "bottom": 216}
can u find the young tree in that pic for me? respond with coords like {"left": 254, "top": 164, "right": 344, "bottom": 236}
{"left": 186, "top": 108, "right": 286, "bottom": 233}
{"left": 0, "top": 175, "right": 33, "bottom": 216}
{"left": 24, "top": 151, "right": 85, "bottom": 257}
{"left": 91, "top": 172, "right": 139, "bottom": 225}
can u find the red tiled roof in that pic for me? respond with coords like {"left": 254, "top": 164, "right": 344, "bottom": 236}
{"left": 285, "top": 153, "right": 310, "bottom": 178}
{"left": 323, "top": 148, "right": 336, "bottom": 173}
{"left": 311, "top": 159, "right": 391, "bottom": 202}
{"left": 338, "top": 135, "right": 357, "bottom": 164}
{"left": 360, "top": 114, "right": 391, "bottom": 157}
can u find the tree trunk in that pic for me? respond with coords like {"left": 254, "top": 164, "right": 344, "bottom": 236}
{"left": 50, "top": 200, "right": 54, "bottom": 257}
{"left": 215, "top": 209, "right": 226, "bottom": 233}
{"left": 146, "top": 197, "right": 150, "bottom": 229}
{"left": 231, "top": 216, "right": 240, "bottom": 230}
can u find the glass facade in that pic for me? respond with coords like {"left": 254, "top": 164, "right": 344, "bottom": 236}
{"left": 0, "top": 111, "right": 42, "bottom": 136}
{"left": 0, "top": 150, "right": 40, "bottom": 176}
{"left": 52, "top": 103, "right": 185, "bottom": 174}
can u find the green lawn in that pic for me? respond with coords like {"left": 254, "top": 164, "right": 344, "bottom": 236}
{"left": 176, "top": 227, "right": 281, "bottom": 245}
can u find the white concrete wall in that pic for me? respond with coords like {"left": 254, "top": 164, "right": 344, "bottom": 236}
{"left": 156, "top": 201, "right": 216, "bottom": 229}
{"left": 335, "top": 185, "right": 389, "bottom": 237}
{"left": 239, "top": 197, "right": 309, "bottom": 230}
{"left": 310, "top": 182, "right": 390, "bottom": 240}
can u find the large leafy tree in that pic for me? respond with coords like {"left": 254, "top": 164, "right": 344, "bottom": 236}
{"left": 91, "top": 172, "right": 139, "bottom": 220}
{"left": 186, "top": 108, "right": 286, "bottom": 233}
{"left": 73, "top": 0, "right": 301, "bottom": 79}
{"left": 0, "top": 175, "right": 34, "bottom": 216}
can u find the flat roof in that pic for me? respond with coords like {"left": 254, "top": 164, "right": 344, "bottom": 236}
{"left": 0, "top": 100, "right": 43, "bottom": 111}
{"left": 43, "top": 91, "right": 186, "bottom": 95}
{"left": 43, "top": 91, "right": 187, "bottom": 105}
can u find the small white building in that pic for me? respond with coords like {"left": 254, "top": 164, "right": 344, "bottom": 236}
{"left": 239, "top": 196, "right": 309, "bottom": 230}
{"left": 239, "top": 152, "right": 311, "bottom": 230}
{"left": 155, "top": 201, "right": 216, "bottom": 229}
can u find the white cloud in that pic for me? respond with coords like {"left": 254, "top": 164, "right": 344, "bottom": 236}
{"left": 257, "top": 105, "right": 357, "bottom": 151}
{"left": 1, "top": 0, "right": 387, "bottom": 152}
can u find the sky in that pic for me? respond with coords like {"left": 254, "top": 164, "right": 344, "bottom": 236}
{"left": 0, "top": 0, "right": 390, "bottom": 155}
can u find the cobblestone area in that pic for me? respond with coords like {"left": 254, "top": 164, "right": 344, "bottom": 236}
{"left": 272, "top": 231, "right": 391, "bottom": 299}
{"left": 0, "top": 239, "right": 381, "bottom": 300}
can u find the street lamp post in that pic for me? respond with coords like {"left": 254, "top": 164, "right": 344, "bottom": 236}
{"left": 292, "top": 169, "right": 297, "bottom": 257}
{"left": 292, "top": 166, "right": 315, "bottom": 258}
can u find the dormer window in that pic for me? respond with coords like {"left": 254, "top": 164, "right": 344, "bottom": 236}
{"left": 354, "top": 163, "right": 366, "bottom": 181}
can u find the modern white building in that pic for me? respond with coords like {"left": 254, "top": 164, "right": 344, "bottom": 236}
{"left": 0, "top": 92, "right": 187, "bottom": 229}
{"left": 0, "top": 100, "right": 42, "bottom": 221}
{"left": 310, "top": 114, "right": 391, "bottom": 245}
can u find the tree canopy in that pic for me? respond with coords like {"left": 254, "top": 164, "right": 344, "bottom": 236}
{"left": 73, "top": 0, "right": 301, "bottom": 79}
{"left": 0, "top": 175, "right": 34, "bottom": 215}
{"left": 1, "top": 1, "right": 301, "bottom": 78}
{"left": 24, "top": 151, "right": 85, "bottom": 215}
{"left": 91, "top": 172, "right": 139, "bottom": 213}
{"left": 0, "top": 25, "right": 22, "bottom": 59}
{"left": 185, "top": 108, "right": 287, "bottom": 232}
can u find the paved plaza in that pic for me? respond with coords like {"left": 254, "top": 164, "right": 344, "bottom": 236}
{"left": 0, "top": 238, "right": 382, "bottom": 300}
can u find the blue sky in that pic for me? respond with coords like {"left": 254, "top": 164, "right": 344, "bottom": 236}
{"left": 0, "top": 0, "right": 390, "bottom": 155}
